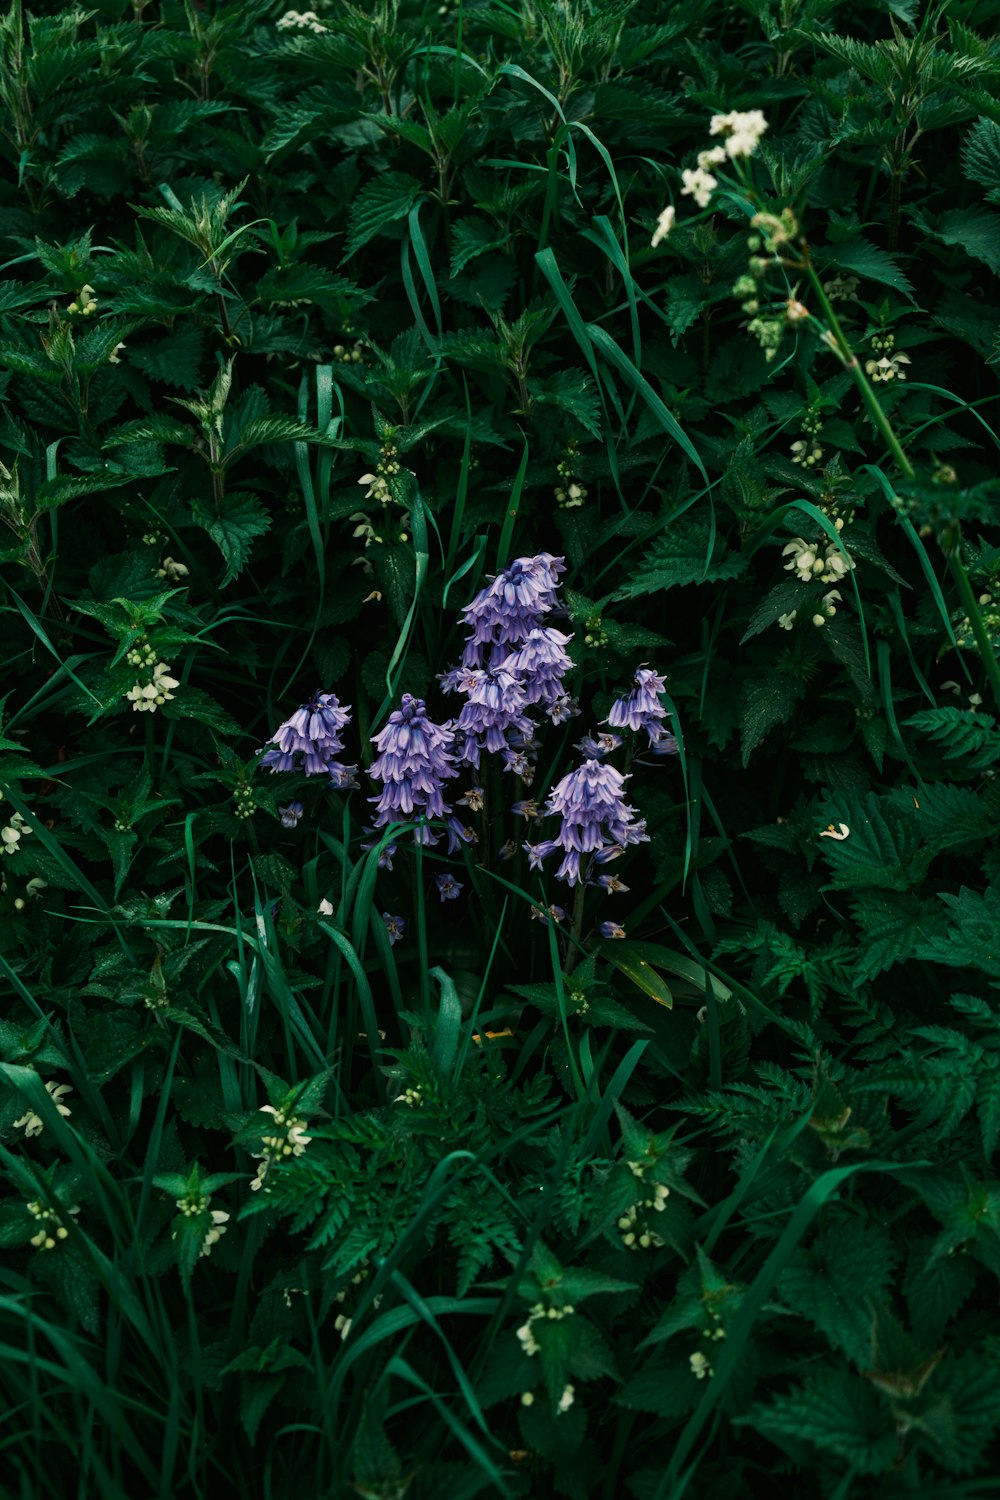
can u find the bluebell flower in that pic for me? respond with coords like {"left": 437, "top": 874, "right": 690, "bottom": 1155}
{"left": 600, "top": 920, "right": 627, "bottom": 940}
{"left": 530, "top": 903, "right": 567, "bottom": 925}
{"left": 646, "top": 726, "right": 679, "bottom": 757}
{"left": 606, "top": 667, "right": 669, "bottom": 747}
{"left": 435, "top": 873, "right": 463, "bottom": 901}
{"left": 459, "top": 554, "right": 566, "bottom": 668}
{"left": 575, "top": 731, "right": 622, "bottom": 760}
{"left": 279, "top": 801, "right": 304, "bottom": 829}
{"left": 501, "top": 626, "right": 574, "bottom": 713}
{"left": 454, "top": 665, "right": 533, "bottom": 768}
{"left": 382, "top": 912, "right": 406, "bottom": 945}
{"left": 259, "top": 692, "right": 357, "bottom": 782}
{"left": 524, "top": 759, "right": 648, "bottom": 887}
{"left": 369, "top": 694, "right": 458, "bottom": 846}
{"left": 595, "top": 874, "right": 630, "bottom": 893}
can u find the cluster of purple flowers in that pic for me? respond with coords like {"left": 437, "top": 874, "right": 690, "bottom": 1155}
{"left": 605, "top": 667, "right": 677, "bottom": 755}
{"left": 525, "top": 758, "right": 649, "bottom": 887}
{"left": 368, "top": 693, "right": 469, "bottom": 851}
{"left": 258, "top": 692, "right": 358, "bottom": 788}
{"left": 443, "top": 554, "right": 578, "bottom": 773}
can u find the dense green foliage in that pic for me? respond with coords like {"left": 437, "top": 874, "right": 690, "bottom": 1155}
{"left": 2, "top": 0, "right": 1000, "bottom": 1496}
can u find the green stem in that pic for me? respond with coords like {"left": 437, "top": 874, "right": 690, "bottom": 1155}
{"left": 564, "top": 883, "right": 586, "bottom": 976}
{"left": 942, "top": 527, "right": 1000, "bottom": 715}
{"left": 801, "top": 258, "right": 915, "bottom": 481}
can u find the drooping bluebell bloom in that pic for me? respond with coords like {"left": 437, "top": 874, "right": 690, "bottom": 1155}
{"left": 435, "top": 873, "right": 463, "bottom": 901}
{"left": 600, "top": 920, "right": 627, "bottom": 940}
{"left": 259, "top": 692, "right": 357, "bottom": 783}
{"left": 502, "top": 626, "right": 575, "bottom": 717}
{"left": 459, "top": 554, "right": 566, "bottom": 668}
{"left": 524, "top": 758, "right": 648, "bottom": 887}
{"left": 382, "top": 912, "right": 406, "bottom": 945}
{"left": 369, "top": 694, "right": 458, "bottom": 846}
{"left": 575, "top": 731, "right": 622, "bottom": 760}
{"left": 454, "top": 665, "right": 534, "bottom": 769}
{"left": 279, "top": 801, "right": 305, "bottom": 828}
{"left": 605, "top": 667, "right": 669, "bottom": 748}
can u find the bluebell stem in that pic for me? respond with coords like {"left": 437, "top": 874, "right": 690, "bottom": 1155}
{"left": 368, "top": 694, "right": 458, "bottom": 847}
{"left": 279, "top": 801, "right": 304, "bottom": 828}
{"left": 435, "top": 873, "right": 463, "bottom": 901}
{"left": 606, "top": 667, "right": 669, "bottom": 750}
{"left": 259, "top": 692, "right": 357, "bottom": 783}
{"left": 382, "top": 912, "right": 405, "bottom": 945}
{"left": 524, "top": 759, "right": 648, "bottom": 887}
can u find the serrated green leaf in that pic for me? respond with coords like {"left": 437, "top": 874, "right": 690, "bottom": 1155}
{"left": 190, "top": 491, "right": 271, "bottom": 585}
{"left": 342, "top": 172, "right": 422, "bottom": 260}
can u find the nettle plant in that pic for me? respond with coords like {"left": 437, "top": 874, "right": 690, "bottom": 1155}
{"left": 3, "top": 0, "right": 1000, "bottom": 1495}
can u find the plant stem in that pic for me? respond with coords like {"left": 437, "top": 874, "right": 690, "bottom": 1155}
{"left": 942, "top": 525, "right": 1000, "bottom": 715}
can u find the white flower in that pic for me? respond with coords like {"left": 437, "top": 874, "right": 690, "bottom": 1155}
{"left": 819, "top": 822, "right": 850, "bottom": 841}
{"left": 778, "top": 611, "right": 797, "bottom": 630}
{"left": 680, "top": 167, "right": 717, "bottom": 209}
{"left": 651, "top": 204, "right": 675, "bottom": 247}
{"left": 157, "top": 556, "right": 189, "bottom": 580}
{"left": 790, "top": 439, "right": 823, "bottom": 467}
{"left": 126, "top": 661, "right": 179, "bottom": 713}
{"left": 782, "top": 538, "right": 819, "bottom": 582}
{"left": 689, "top": 1350, "right": 712, "bottom": 1379}
{"left": 520, "top": 1391, "right": 535, "bottom": 1406}
{"left": 696, "top": 146, "right": 727, "bottom": 171}
{"left": 865, "top": 352, "right": 911, "bottom": 383}
{"left": 108, "top": 342, "right": 126, "bottom": 364}
{"left": 558, "top": 1384, "right": 575, "bottom": 1413}
{"left": 317, "top": 897, "right": 334, "bottom": 916}
{"left": 13, "top": 1081, "right": 73, "bottom": 1138}
{"left": 276, "top": 8, "right": 328, "bottom": 31}
{"left": 200, "top": 1209, "right": 230, "bottom": 1258}
{"left": 709, "top": 109, "right": 768, "bottom": 157}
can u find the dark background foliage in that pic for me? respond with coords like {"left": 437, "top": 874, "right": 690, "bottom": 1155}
{"left": 2, "top": 0, "right": 1000, "bottom": 1496}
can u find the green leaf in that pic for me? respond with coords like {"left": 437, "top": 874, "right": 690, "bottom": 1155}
{"left": 819, "top": 792, "right": 930, "bottom": 891}
{"left": 822, "top": 238, "right": 915, "bottom": 299}
{"left": 450, "top": 216, "right": 508, "bottom": 276}
{"left": 613, "top": 513, "right": 744, "bottom": 601}
{"left": 963, "top": 117, "right": 1000, "bottom": 199}
{"left": 911, "top": 207, "right": 1000, "bottom": 275}
{"left": 190, "top": 492, "right": 271, "bottom": 585}
{"left": 342, "top": 172, "right": 423, "bottom": 260}
{"left": 740, "top": 674, "right": 803, "bottom": 764}
{"left": 740, "top": 1368, "right": 898, "bottom": 1474}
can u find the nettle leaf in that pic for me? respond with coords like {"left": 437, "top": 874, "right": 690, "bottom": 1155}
{"left": 821, "top": 239, "right": 915, "bottom": 299}
{"left": 190, "top": 492, "right": 271, "bottom": 585}
{"left": 911, "top": 207, "right": 1000, "bottom": 275}
{"left": 740, "top": 673, "right": 804, "bottom": 764}
{"left": 528, "top": 369, "right": 602, "bottom": 437}
{"left": 342, "top": 172, "right": 423, "bottom": 260}
{"left": 450, "top": 216, "right": 508, "bottom": 276}
{"left": 128, "top": 327, "right": 205, "bottom": 392}
{"left": 739, "top": 1368, "right": 898, "bottom": 1474}
{"left": 780, "top": 1219, "right": 896, "bottom": 1368}
{"left": 963, "top": 116, "right": 1000, "bottom": 199}
{"left": 819, "top": 792, "right": 930, "bottom": 891}
{"left": 850, "top": 891, "right": 950, "bottom": 982}
{"left": 613, "top": 513, "right": 745, "bottom": 600}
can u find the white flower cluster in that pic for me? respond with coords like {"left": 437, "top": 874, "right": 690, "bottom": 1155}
{"left": 2, "top": 811, "right": 32, "bottom": 856}
{"left": 276, "top": 9, "right": 328, "bottom": 32}
{"left": 157, "top": 556, "right": 189, "bottom": 581}
{"left": 2, "top": 873, "right": 47, "bottom": 911}
{"left": 250, "top": 1103, "right": 312, "bottom": 1191}
{"left": 650, "top": 204, "right": 675, "bottom": 247}
{"left": 618, "top": 1180, "right": 670, "bottom": 1250}
{"left": 27, "top": 1197, "right": 79, "bottom": 1251}
{"left": 515, "top": 1301, "right": 575, "bottom": 1358}
{"left": 174, "top": 1188, "right": 230, "bottom": 1259}
{"left": 67, "top": 284, "right": 97, "bottom": 316}
{"left": 690, "top": 1349, "right": 712, "bottom": 1379}
{"left": 782, "top": 536, "right": 854, "bottom": 585}
{"left": 13, "top": 1080, "right": 72, "bottom": 1137}
{"left": 554, "top": 481, "right": 587, "bottom": 509}
{"left": 395, "top": 1086, "right": 423, "bottom": 1107}
{"left": 126, "top": 660, "right": 179, "bottom": 713}
{"left": 709, "top": 109, "right": 768, "bottom": 158}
